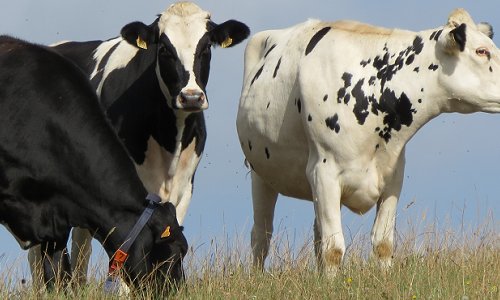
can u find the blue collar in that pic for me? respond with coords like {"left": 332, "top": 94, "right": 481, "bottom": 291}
{"left": 108, "top": 193, "right": 162, "bottom": 276}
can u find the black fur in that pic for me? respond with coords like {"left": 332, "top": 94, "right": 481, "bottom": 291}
{"left": 0, "top": 36, "right": 186, "bottom": 295}
{"left": 451, "top": 23, "right": 467, "bottom": 52}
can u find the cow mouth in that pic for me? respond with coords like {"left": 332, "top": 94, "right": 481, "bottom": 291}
{"left": 180, "top": 106, "right": 204, "bottom": 112}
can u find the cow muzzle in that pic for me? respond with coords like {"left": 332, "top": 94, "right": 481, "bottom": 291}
{"left": 178, "top": 90, "right": 208, "bottom": 112}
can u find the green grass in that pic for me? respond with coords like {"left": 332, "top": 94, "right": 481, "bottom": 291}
{"left": 1, "top": 211, "right": 500, "bottom": 299}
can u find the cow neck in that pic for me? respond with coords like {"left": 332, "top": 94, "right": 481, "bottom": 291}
{"left": 369, "top": 30, "right": 448, "bottom": 156}
{"left": 107, "top": 193, "right": 162, "bottom": 278}
{"left": 66, "top": 122, "right": 152, "bottom": 252}
{"left": 168, "top": 109, "right": 192, "bottom": 172}
{"left": 88, "top": 192, "right": 151, "bottom": 261}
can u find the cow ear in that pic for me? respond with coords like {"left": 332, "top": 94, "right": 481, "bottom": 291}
{"left": 450, "top": 23, "right": 467, "bottom": 52}
{"left": 152, "top": 203, "right": 180, "bottom": 244}
{"left": 478, "top": 22, "right": 494, "bottom": 40}
{"left": 440, "top": 23, "right": 467, "bottom": 53}
{"left": 210, "top": 20, "right": 250, "bottom": 48}
{"left": 156, "top": 225, "right": 184, "bottom": 245}
{"left": 121, "top": 21, "right": 159, "bottom": 50}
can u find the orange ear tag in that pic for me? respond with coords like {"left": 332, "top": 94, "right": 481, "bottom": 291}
{"left": 161, "top": 226, "right": 171, "bottom": 238}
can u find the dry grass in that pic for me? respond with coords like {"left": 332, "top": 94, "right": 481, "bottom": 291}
{"left": 1, "top": 209, "right": 500, "bottom": 299}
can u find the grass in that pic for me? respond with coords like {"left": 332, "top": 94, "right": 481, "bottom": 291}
{"left": 1, "top": 208, "right": 500, "bottom": 299}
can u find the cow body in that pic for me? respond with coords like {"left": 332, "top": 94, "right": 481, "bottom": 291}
{"left": 34, "top": 1, "right": 249, "bottom": 285}
{"left": 0, "top": 36, "right": 187, "bottom": 294}
{"left": 237, "top": 9, "right": 500, "bottom": 276}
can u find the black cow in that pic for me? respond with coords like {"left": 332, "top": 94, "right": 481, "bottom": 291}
{"left": 44, "top": 1, "right": 249, "bottom": 285}
{"left": 0, "top": 36, "right": 187, "bottom": 295}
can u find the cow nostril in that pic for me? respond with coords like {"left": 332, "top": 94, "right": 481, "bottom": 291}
{"left": 181, "top": 92, "right": 204, "bottom": 102}
{"left": 179, "top": 91, "right": 206, "bottom": 110}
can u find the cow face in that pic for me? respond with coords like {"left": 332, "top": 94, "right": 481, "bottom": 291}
{"left": 125, "top": 202, "right": 187, "bottom": 295}
{"left": 121, "top": 2, "right": 250, "bottom": 112}
{"left": 435, "top": 9, "right": 500, "bottom": 113}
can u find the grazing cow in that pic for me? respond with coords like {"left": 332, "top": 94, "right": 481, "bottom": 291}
{"left": 237, "top": 8, "right": 500, "bottom": 276}
{"left": 0, "top": 36, "right": 187, "bottom": 294}
{"left": 30, "top": 1, "right": 249, "bottom": 285}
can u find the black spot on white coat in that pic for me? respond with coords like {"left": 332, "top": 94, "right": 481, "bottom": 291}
{"left": 273, "top": 57, "right": 282, "bottom": 78}
{"left": 305, "top": 27, "right": 331, "bottom": 55}
{"left": 325, "top": 114, "right": 341, "bottom": 133}
{"left": 251, "top": 65, "right": 265, "bottom": 85}
{"left": 352, "top": 79, "right": 370, "bottom": 125}
{"left": 360, "top": 59, "right": 371, "bottom": 67}
{"left": 368, "top": 76, "right": 376, "bottom": 86}
{"left": 373, "top": 89, "right": 416, "bottom": 142}
{"left": 337, "top": 72, "right": 353, "bottom": 104}
{"left": 264, "top": 44, "right": 277, "bottom": 58}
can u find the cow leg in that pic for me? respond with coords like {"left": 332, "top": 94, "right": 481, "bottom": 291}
{"left": 28, "top": 246, "right": 45, "bottom": 292}
{"left": 250, "top": 170, "right": 279, "bottom": 270}
{"left": 307, "top": 161, "right": 344, "bottom": 278}
{"left": 41, "top": 239, "right": 72, "bottom": 292}
{"left": 371, "top": 149, "right": 405, "bottom": 269}
{"left": 313, "top": 217, "right": 320, "bottom": 260}
{"left": 71, "top": 227, "right": 93, "bottom": 288}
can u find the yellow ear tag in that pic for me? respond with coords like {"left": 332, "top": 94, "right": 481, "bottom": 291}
{"left": 161, "top": 226, "right": 171, "bottom": 238}
{"left": 221, "top": 37, "right": 233, "bottom": 48}
{"left": 136, "top": 36, "right": 148, "bottom": 50}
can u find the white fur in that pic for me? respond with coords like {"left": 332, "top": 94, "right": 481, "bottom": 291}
{"left": 156, "top": 2, "right": 211, "bottom": 110}
{"left": 237, "top": 8, "right": 500, "bottom": 276}
{"left": 91, "top": 38, "right": 139, "bottom": 98}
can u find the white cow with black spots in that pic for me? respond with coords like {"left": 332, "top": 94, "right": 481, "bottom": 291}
{"left": 237, "top": 8, "right": 500, "bottom": 276}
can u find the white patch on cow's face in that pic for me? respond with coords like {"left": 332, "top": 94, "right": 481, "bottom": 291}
{"left": 155, "top": 3, "right": 211, "bottom": 111}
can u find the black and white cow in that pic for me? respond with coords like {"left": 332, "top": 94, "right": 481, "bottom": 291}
{"left": 27, "top": 1, "right": 249, "bottom": 285}
{"left": 237, "top": 8, "right": 500, "bottom": 276}
{"left": 0, "top": 36, "right": 187, "bottom": 294}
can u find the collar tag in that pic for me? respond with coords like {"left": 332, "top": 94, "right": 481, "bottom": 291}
{"left": 107, "top": 193, "right": 162, "bottom": 277}
{"left": 109, "top": 249, "right": 128, "bottom": 276}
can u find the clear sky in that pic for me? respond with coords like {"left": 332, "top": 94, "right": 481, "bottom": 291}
{"left": 1, "top": 0, "right": 500, "bottom": 281}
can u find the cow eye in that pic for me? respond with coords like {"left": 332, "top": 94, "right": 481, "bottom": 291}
{"left": 476, "top": 47, "right": 490, "bottom": 57}
{"left": 159, "top": 46, "right": 175, "bottom": 58}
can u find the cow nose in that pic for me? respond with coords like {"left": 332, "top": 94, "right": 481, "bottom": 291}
{"left": 179, "top": 90, "right": 206, "bottom": 111}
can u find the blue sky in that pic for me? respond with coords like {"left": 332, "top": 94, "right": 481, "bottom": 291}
{"left": 1, "top": 0, "right": 500, "bottom": 280}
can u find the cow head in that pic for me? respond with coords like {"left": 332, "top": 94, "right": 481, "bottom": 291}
{"left": 121, "top": 2, "right": 250, "bottom": 112}
{"left": 435, "top": 8, "right": 500, "bottom": 113}
{"left": 124, "top": 202, "right": 187, "bottom": 295}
